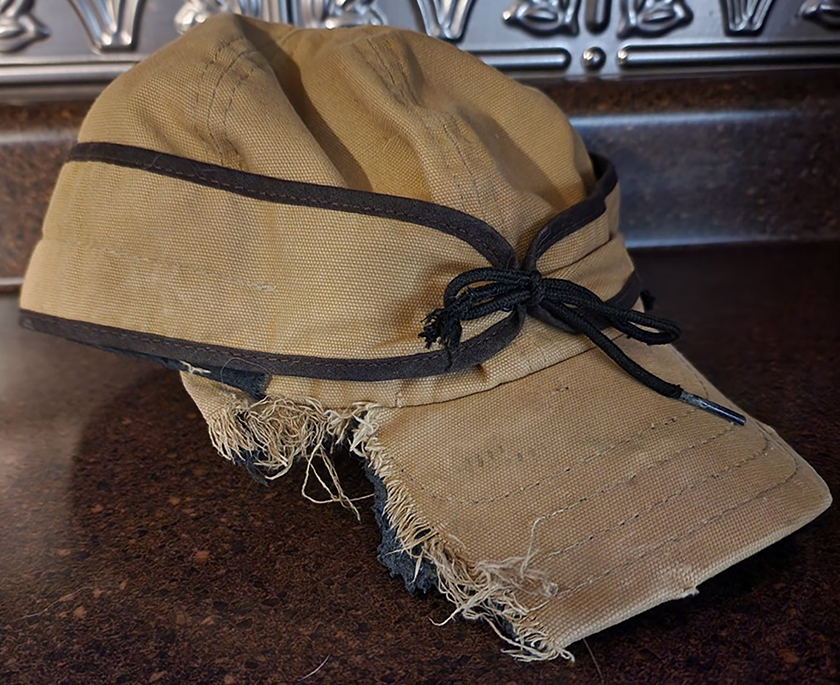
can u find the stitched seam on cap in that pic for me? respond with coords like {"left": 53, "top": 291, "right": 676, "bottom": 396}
{"left": 221, "top": 57, "right": 262, "bottom": 169}
{"left": 533, "top": 421, "right": 736, "bottom": 540}
{"left": 39, "top": 237, "right": 280, "bottom": 294}
{"left": 358, "top": 37, "right": 472, "bottom": 236}
{"left": 227, "top": 26, "right": 310, "bottom": 169}
{"left": 195, "top": 36, "right": 245, "bottom": 157}
{"left": 392, "top": 403, "right": 699, "bottom": 504}
{"left": 205, "top": 28, "right": 298, "bottom": 169}
{"left": 357, "top": 37, "right": 513, "bottom": 268}
{"left": 367, "top": 39, "right": 470, "bottom": 237}
{"left": 38, "top": 233, "right": 512, "bottom": 303}
{"left": 371, "top": 36, "right": 502, "bottom": 251}
{"left": 553, "top": 433, "right": 797, "bottom": 598}
{"left": 207, "top": 42, "right": 258, "bottom": 163}
{"left": 545, "top": 423, "right": 757, "bottom": 561}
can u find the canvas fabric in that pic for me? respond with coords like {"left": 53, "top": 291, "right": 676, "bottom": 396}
{"left": 364, "top": 340, "right": 829, "bottom": 649}
{"left": 19, "top": 15, "right": 831, "bottom": 660}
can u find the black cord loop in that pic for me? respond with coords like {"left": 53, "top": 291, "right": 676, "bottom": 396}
{"left": 420, "top": 267, "right": 745, "bottom": 425}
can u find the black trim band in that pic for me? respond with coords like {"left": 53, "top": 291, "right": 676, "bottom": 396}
{"left": 19, "top": 272, "right": 640, "bottom": 382}
{"left": 45, "top": 142, "right": 628, "bottom": 381}
{"left": 19, "top": 307, "right": 523, "bottom": 382}
{"left": 69, "top": 142, "right": 518, "bottom": 269}
{"left": 68, "top": 143, "right": 618, "bottom": 272}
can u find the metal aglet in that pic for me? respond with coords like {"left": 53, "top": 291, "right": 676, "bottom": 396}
{"left": 678, "top": 390, "right": 746, "bottom": 426}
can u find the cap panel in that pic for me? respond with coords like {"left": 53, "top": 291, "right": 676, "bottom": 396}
{"left": 205, "top": 20, "right": 377, "bottom": 183}
{"left": 347, "top": 30, "right": 592, "bottom": 253}
{"left": 78, "top": 15, "right": 594, "bottom": 257}
{"left": 77, "top": 17, "right": 361, "bottom": 187}
{"left": 77, "top": 17, "right": 342, "bottom": 182}
{"left": 236, "top": 23, "right": 593, "bottom": 251}
{"left": 20, "top": 159, "right": 503, "bottom": 360}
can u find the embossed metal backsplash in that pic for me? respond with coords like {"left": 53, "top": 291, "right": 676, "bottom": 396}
{"left": 1, "top": 0, "right": 839, "bottom": 91}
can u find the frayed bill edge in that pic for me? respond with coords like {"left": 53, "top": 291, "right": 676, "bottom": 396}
{"left": 180, "top": 372, "right": 376, "bottom": 519}
{"left": 348, "top": 409, "right": 572, "bottom": 663}
{"left": 180, "top": 372, "right": 571, "bottom": 662}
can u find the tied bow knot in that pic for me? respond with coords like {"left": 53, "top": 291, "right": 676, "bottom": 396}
{"left": 421, "top": 269, "right": 553, "bottom": 350}
{"left": 420, "top": 266, "right": 746, "bottom": 425}
{"left": 420, "top": 267, "right": 679, "bottom": 351}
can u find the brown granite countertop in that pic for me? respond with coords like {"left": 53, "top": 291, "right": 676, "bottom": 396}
{"left": 1, "top": 243, "right": 838, "bottom": 684}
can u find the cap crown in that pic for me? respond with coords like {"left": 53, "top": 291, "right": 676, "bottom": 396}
{"left": 21, "top": 15, "right": 634, "bottom": 407}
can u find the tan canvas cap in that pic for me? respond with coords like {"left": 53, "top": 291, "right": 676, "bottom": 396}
{"left": 20, "top": 15, "right": 831, "bottom": 661}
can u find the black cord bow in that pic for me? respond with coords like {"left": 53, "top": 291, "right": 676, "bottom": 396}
{"left": 421, "top": 267, "right": 745, "bottom": 425}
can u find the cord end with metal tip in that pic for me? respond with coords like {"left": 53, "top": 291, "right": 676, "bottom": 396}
{"left": 678, "top": 390, "right": 746, "bottom": 426}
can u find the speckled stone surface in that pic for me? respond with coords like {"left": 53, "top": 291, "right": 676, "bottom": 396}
{"left": 2, "top": 71, "right": 840, "bottom": 280}
{"left": 558, "top": 72, "right": 840, "bottom": 247}
{"left": 0, "top": 242, "right": 837, "bottom": 684}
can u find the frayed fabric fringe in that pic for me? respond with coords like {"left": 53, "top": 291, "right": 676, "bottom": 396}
{"left": 348, "top": 412, "right": 570, "bottom": 663}
{"left": 180, "top": 371, "right": 569, "bottom": 662}
{"left": 180, "top": 372, "right": 375, "bottom": 518}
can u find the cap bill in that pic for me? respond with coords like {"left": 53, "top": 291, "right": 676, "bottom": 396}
{"left": 361, "top": 337, "right": 832, "bottom": 659}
